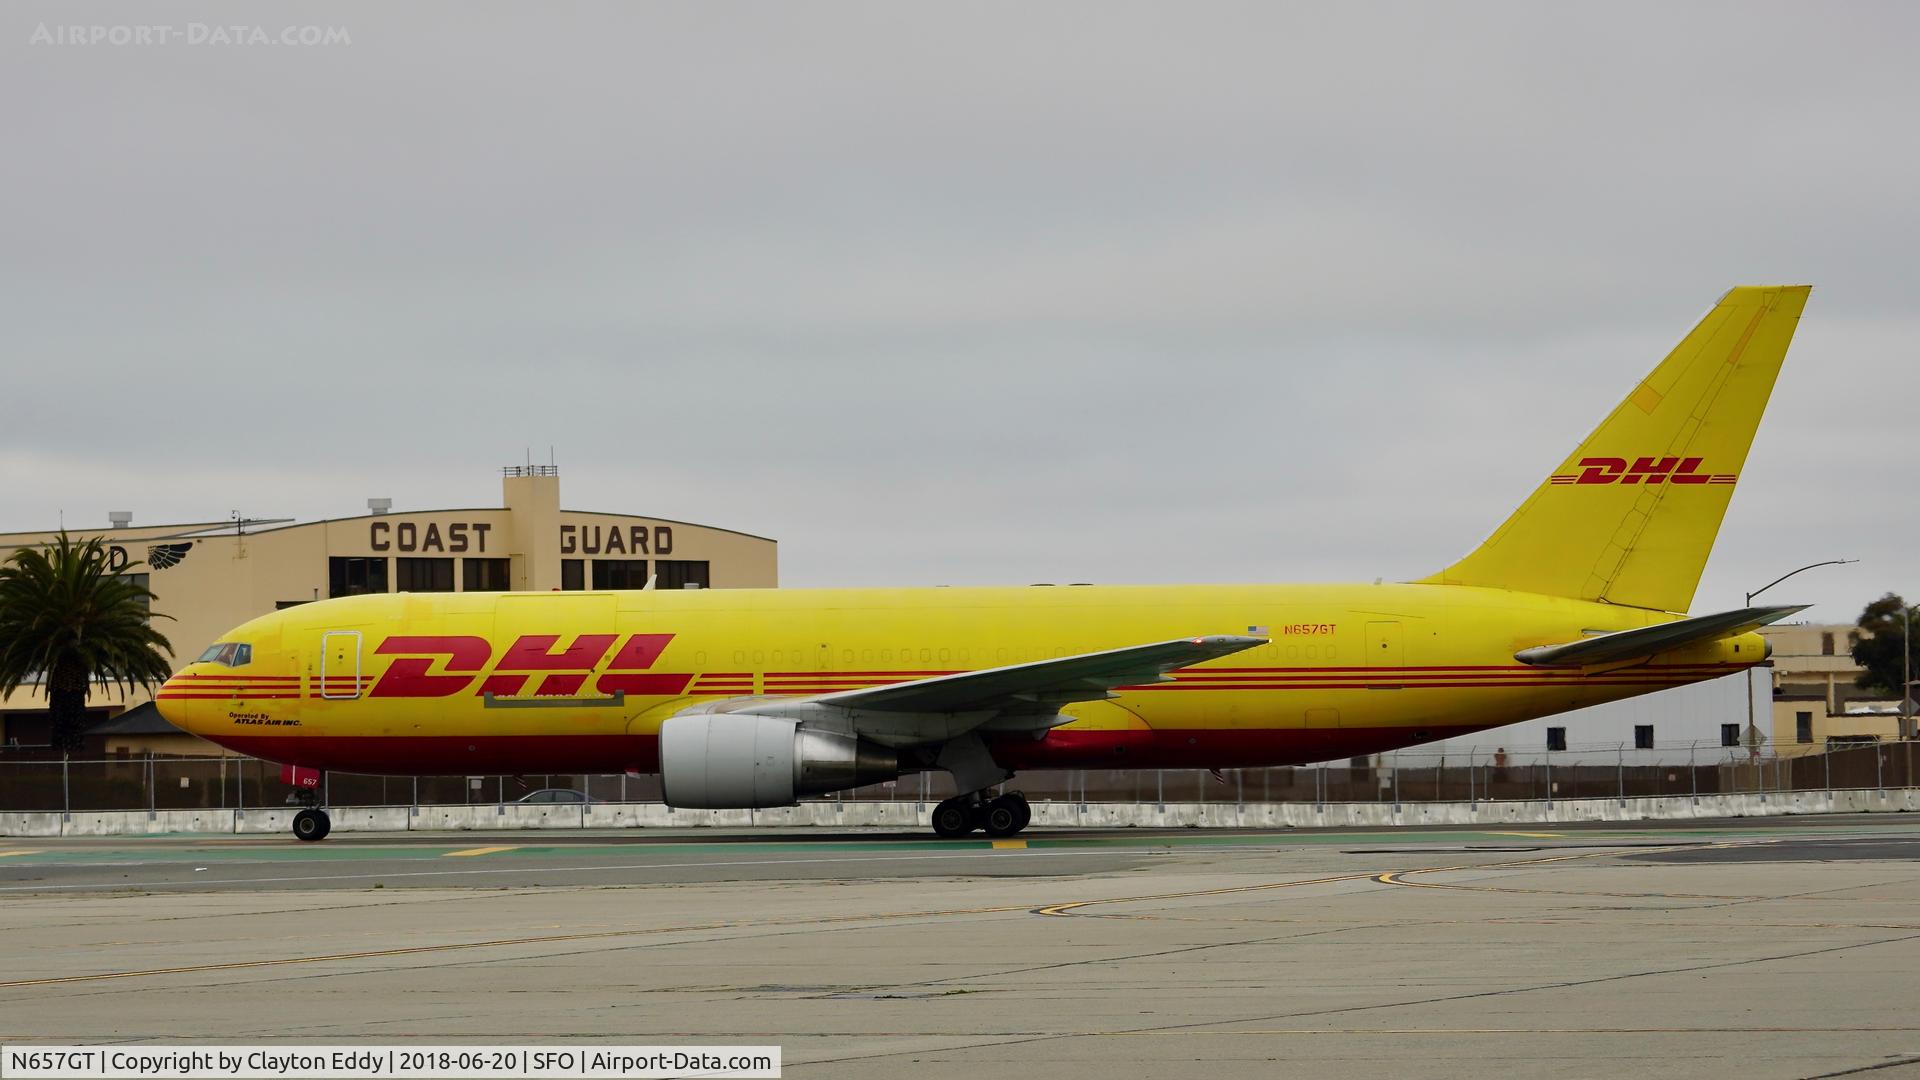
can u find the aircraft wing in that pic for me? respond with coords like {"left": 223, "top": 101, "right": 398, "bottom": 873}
{"left": 807, "top": 635, "right": 1268, "bottom": 715}
{"left": 1514, "top": 604, "right": 1807, "bottom": 667}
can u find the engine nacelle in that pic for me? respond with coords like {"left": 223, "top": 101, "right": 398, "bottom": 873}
{"left": 659, "top": 714, "right": 900, "bottom": 809}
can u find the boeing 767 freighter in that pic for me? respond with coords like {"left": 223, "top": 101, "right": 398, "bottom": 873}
{"left": 156, "top": 286, "right": 1811, "bottom": 840}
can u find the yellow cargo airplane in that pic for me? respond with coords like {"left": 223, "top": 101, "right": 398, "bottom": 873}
{"left": 158, "top": 286, "right": 1811, "bottom": 841}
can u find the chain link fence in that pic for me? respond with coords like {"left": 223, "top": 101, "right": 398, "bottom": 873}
{"left": 3, "top": 738, "right": 1916, "bottom": 815}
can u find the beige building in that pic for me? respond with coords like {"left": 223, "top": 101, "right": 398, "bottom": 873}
{"left": 1758, "top": 622, "right": 1908, "bottom": 755}
{"left": 0, "top": 467, "right": 777, "bottom": 748}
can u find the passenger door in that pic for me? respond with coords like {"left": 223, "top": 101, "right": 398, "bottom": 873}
{"left": 320, "top": 629, "right": 364, "bottom": 699}
{"left": 1364, "top": 621, "right": 1404, "bottom": 669}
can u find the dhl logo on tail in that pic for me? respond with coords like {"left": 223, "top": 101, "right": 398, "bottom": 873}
{"left": 1547, "top": 456, "right": 1737, "bottom": 486}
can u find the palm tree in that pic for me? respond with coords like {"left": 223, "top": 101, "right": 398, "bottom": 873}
{"left": 0, "top": 533, "right": 174, "bottom": 756}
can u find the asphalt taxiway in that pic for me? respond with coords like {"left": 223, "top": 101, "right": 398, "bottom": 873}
{"left": 3, "top": 817, "right": 1919, "bottom": 1078}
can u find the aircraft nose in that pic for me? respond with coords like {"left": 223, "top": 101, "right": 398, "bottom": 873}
{"left": 152, "top": 674, "right": 196, "bottom": 733}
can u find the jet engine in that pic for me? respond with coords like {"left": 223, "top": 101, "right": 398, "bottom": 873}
{"left": 659, "top": 714, "right": 900, "bottom": 809}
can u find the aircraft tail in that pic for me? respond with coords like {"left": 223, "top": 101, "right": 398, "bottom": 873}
{"left": 1422, "top": 285, "right": 1811, "bottom": 613}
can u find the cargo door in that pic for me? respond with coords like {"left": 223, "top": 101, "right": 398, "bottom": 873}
{"left": 491, "top": 592, "right": 619, "bottom": 703}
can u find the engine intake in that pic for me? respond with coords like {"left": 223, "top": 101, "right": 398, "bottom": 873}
{"left": 659, "top": 714, "right": 900, "bottom": 809}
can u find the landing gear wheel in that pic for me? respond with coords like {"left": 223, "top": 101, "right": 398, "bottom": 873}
{"left": 292, "top": 808, "right": 331, "bottom": 842}
{"left": 931, "top": 797, "right": 978, "bottom": 838}
{"left": 982, "top": 796, "right": 1022, "bottom": 838}
{"left": 1005, "top": 792, "right": 1031, "bottom": 833}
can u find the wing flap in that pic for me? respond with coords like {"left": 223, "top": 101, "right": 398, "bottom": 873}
{"left": 807, "top": 635, "right": 1267, "bottom": 716}
{"left": 1515, "top": 604, "right": 1806, "bottom": 667}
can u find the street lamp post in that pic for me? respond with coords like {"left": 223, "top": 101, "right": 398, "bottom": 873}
{"left": 1902, "top": 601, "right": 1913, "bottom": 741}
{"left": 1744, "top": 559, "right": 1859, "bottom": 756}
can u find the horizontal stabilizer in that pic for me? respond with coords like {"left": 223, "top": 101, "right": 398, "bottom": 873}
{"left": 1515, "top": 604, "right": 1807, "bottom": 667}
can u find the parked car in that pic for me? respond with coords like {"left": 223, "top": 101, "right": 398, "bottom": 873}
{"left": 516, "top": 788, "right": 601, "bottom": 804}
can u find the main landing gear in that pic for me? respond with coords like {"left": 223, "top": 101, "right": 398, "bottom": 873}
{"left": 926, "top": 732, "right": 1024, "bottom": 839}
{"left": 931, "top": 791, "right": 1031, "bottom": 839}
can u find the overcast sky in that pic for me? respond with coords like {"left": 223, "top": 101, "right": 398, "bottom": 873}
{"left": 3, "top": 2, "right": 1914, "bottom": 622}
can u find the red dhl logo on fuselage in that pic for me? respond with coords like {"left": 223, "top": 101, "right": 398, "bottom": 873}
{"left": 1547, "top": 456, "right": 1736, "bottom": 486}
{"left": 365, "top": 633, "right": 685, "bottom": 698}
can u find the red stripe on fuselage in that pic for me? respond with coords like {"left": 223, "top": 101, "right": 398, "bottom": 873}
{"left": 200, "top": 724, "right": 1491, "bottom": 776}
{"left": 156, "top": 693, "right": 302, "bottom": 700}
{"left": 1121, "top": 676, "right": 1704, "bottom": 684}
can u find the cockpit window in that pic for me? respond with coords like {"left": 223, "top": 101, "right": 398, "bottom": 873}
{"left": 196, "top": 642, "right": 252, "bottom": 667}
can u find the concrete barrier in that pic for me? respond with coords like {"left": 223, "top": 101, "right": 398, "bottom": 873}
{"left": 3, "top": 788, "right": 1916, "bottom": 837}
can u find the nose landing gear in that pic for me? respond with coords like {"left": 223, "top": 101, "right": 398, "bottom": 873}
{"left": 291, "top": 807, "right": 331, "bottom": 842}
{"left": 286, "top": 774, "right": 331, "bottom": 841}
{"left": 930, "top": 791, "right": 1030, "bottom": 838}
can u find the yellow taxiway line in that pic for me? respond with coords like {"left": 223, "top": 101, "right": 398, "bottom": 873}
{"left": 442, "top": 846, "right": 518, "bottom": 858}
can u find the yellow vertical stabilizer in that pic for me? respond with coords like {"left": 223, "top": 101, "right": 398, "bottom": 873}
{"left": 1422, "top": 285, "right": 1810, "bottom": 613}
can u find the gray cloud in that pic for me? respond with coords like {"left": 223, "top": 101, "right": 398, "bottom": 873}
{"left": 3, "top": 1, "right": 1914, "bottom": 622}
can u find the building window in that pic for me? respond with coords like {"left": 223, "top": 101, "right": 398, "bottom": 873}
{"left": 1634, "top": 724, "right": 1654, "bottom": 750}
{"left": 463, "top": 557, "right": 511, "bottom": 591}
{"left": 592, "top": 559, "right": 649, "bottom": 589}
{"left": 1796, "top": 710, "right": 1814, "bottom": 744}
{"left": 120, "top": 571, "right": 149, "bottom": 597}
{"left": 655, "top": 559, "right": 710, "bottom": 589}
{"left": 1721, "top": 723, "right": 1741, "bottom": 748}
{"left": 274, "top": 600, "right": 311, "bottom": 610}
{"left": 395, "top": 557, "right": 455, "bottom": 593}
{"left": 329, "top": 557, "right": 389, "bottom": 598}
{"left": 1821, "top": 632, "right": 1835, "bottom": 656}
{"left": 560, "top": 560, "right": 585, "bottom": 591}
{"left": 117, "top": 572, "right": 152, "bottom": 621}
{"left": 1546, "top": 727, "right": 1566, "bottom": 752}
